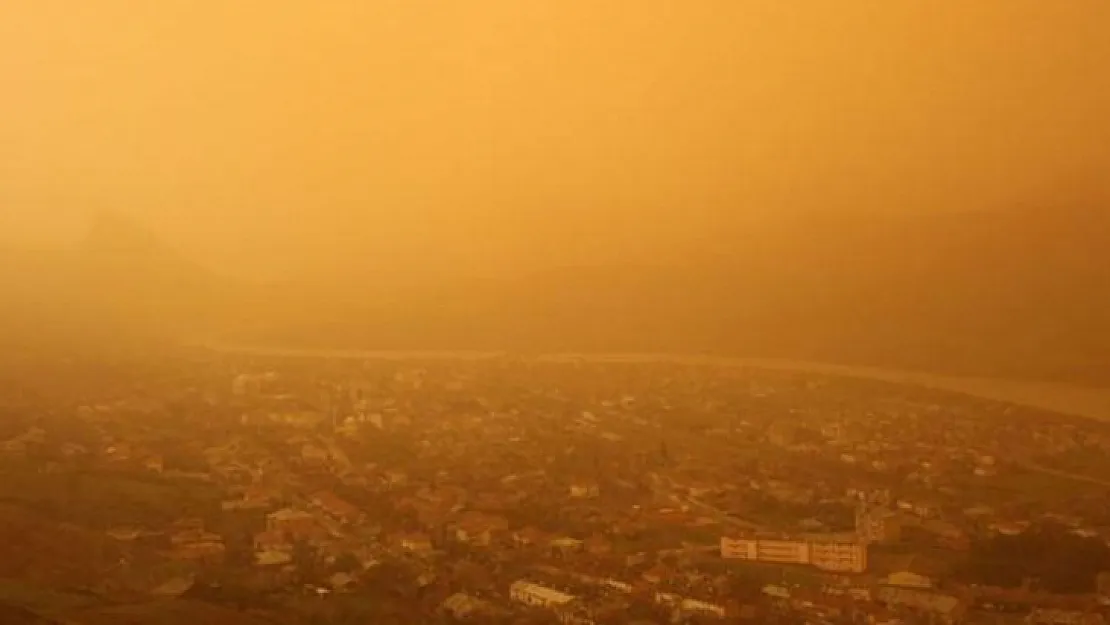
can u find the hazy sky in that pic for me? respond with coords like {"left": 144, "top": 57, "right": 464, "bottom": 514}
{"left": 2, "top": 0, "right": 1108, "bottom": 279}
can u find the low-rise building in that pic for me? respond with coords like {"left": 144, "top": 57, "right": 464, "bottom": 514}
{"left": 309, "top": 490, "right": 363, "bottom": 524}
{"left": 397, "top": 532, "right": 434, "bottom": 554}
{"left": 510, "top": 580, "right": 576, "bottom": 609}
{"left": 569, "top": 482, "right": 600, "bottom": 499}
{"left": 267, "top": 508, "right": 316, "bottom": 536}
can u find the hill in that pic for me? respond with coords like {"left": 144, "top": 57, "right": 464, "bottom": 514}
{"left": 247, "top": 206, "right": 1110, "bottom": 384}
{"left": 4, "top": 206, "right": 1110, "bottom": 384}
{"left": 0, "top": 211, "right": 235, "bottom": 353}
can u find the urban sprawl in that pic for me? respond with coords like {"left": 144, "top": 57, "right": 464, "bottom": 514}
{"left": 2, "top": 352, "right": 1110, "bottom": 624}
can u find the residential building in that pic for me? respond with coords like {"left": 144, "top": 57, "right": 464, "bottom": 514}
{"left": 441, "top": 593, "right": 497, "bottom": 620}
{"left": 453, "top": 511, "right": 509, "bottom": 546}
{"left": 569, "top": 482, "right": 600, "bottom": 499}
{"left": 253, "top": 530, "right": 292, "bottom": 553}
{"left": 397, "top": 532, "right": 434, "bottom": 554}
{"left": 267, "top": 509, "right": 317, "bottom": 538}
{"left": 885, "top": 570, "right": 935, "bottom": 589}
{"left": 513, "top": 526, "right": 549, "bottom": 548}
{"left": 680, "top": 598, "right": 727, "bottom": 619}
{"left": 510, "top": 580, "right": 576, "bottom": 609}
{"left": 309, "top": 490, "right": 363, "bottom": 524}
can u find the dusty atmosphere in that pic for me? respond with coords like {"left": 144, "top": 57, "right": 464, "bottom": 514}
{"left": 2, "top": 2, "right": 1110, "bottom": 624}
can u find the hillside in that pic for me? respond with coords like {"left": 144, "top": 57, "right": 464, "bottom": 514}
{"left": 53, "top": 600, "right": 290, "bottom": 625}
{"left": 0, "top": 211, "right": 235, "bottom": 352}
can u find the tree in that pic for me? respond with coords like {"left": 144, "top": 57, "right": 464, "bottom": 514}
{"left": 959, "top": 522, "right": 1110, "bottom": 593}
{"left": 292, "top": 539, "right": 318, "bottom": 584}
{"left": 332, "top": 552, "right": 362, "bottom": 574}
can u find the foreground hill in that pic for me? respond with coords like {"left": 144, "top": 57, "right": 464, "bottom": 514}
{"left": 0, "top": 603, "right": 62, "bottom": 625}
{"left": 52, "top": 600, "right": 289, "bottom": 625}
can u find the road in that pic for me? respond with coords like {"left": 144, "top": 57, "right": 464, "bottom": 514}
{"left": 1017, "top": 462, "right": 1110, "bottom": 488}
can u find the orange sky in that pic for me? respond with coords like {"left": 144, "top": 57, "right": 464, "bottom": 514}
{"left": 2, "top": 0, "right": 1108, "bottom": 279}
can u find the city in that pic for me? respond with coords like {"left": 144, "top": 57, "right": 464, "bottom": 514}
{"left": 2, "top": 350, "right": 1109, "bottom": 624}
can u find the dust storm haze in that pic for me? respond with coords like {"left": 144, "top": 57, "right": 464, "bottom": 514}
{"left": 2, "top": 1, "right": 1110, "bottom": 381}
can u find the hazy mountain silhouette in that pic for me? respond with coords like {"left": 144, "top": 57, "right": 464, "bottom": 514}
{"left": 248, "top": 205, "right": 1110, "bottom": 383}
{"left": 4, "top": 206, "right": 1110, "bottom": 383}
{"left": 0, "top": 211, "right": 231, "bottom": 352}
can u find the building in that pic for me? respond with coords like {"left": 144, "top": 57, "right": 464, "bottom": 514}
{"left": 453, "top": 511, "right": 509, "bottom": 546}
{"left": 856, "top": 504, "right": 902, "bottom": 544}
{"left": 267, "top": 509, "right": 317, "bottom": 538}
{"left": 513, "top": 526, "right": 549, "bottom": 548}
{"left": 721, "top": 535, "right": 867, "bottom": 573}
{"left": 885, "top": 570, "right": 935, "bottom": 589}
{"left": 569, "top": 482, "right": 601, "bottom": 499}
{"left": 810, "top": 540, "right": 868, "bottom": 573}
{"left": 680, "top": 598, "right": 727, "bottom": 619}
{"left": 309, "top": 491, "right": 363, "bottom": 524}
{"left": 441, "top": 593, "right": 498, "bottom": 620}
{"left": 510, "top": 580, "right": 576, "bottom": 609}
{"left": 721, "top": 537, "right": 810, "bottom": 565}
{"left": 253, "top": 530, "right": 292, "bottom": 553}
{"left": 397, "top": 532, "right": 434, "bottom": 554}
{"left": 300, "top": 444, "right": 329, "bottom": 465}
{"left": 510, "top": 582, "right": 593, "bottom": 624}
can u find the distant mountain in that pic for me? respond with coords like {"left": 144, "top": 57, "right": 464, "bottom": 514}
{"left": 5, "top": 206, "right": 1110, "bottom": 384}
{"left": 0, "top": 211, "right": 232, "bottom": 352}
{"left": 248, "top": 206, "right": 1110, "bottom": 384}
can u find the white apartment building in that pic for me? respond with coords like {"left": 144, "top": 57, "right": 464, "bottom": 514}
{"left": 721, "top": 536, "right": 867, "bottom": 573}
{"left": 721, "top": 537, "right": 810, "bottom": 565}
{"left": 810, "top": 540, "right": 868, "bottom": 573}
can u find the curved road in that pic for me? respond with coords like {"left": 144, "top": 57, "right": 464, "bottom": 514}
{"left": 200, "top": 343, "right": 1110, "bottom": 423}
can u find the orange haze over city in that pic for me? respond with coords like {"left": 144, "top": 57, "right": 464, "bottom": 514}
{"left": 1, "top": 0, "right": 1109, "bottom": 380}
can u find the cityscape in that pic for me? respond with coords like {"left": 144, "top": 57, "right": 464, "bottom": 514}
{"left": 4, "top": 1, "right": 1110, "bottom": 624}
{"left": 2, "top": 351, "right": 1110, "bottom": 623}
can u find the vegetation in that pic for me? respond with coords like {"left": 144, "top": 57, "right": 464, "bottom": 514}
{"left": 957, "top": 522, "right": 1110, "bottom": 593}
{"left": 0, "top": 580, "right": 104, "bottom": 614}
{"left": 0, "top": 468, "right": 220, "bottom": 529}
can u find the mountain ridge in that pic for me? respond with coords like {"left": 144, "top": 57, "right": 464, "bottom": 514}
{"left": 4, "top": 207, "right": 1110, "bottom": 384}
